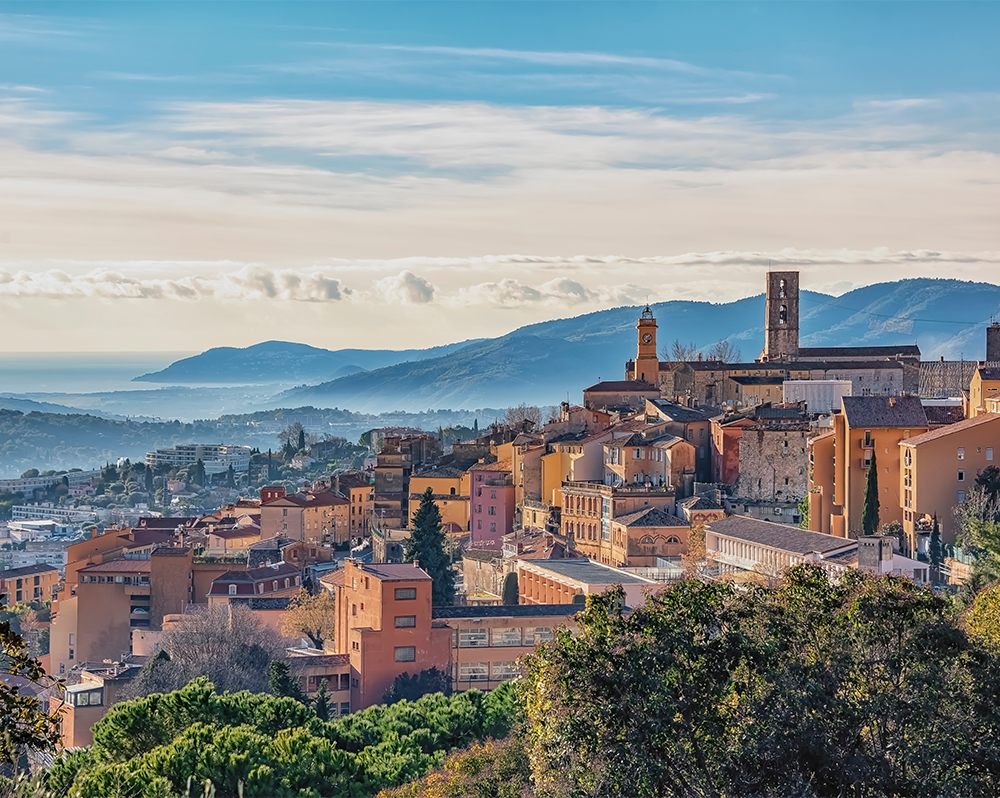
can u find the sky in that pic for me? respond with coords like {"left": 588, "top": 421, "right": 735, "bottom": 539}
{"left": 1, "top": 2, "right": 999, "bottom": 352}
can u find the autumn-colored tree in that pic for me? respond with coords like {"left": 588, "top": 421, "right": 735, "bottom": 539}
{"left": 280, "top": 588, "right": 337, "bottom": 649}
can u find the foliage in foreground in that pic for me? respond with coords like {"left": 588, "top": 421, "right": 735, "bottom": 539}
{"left": 43, "top": 678, "right": 517, "bottom": 798}
{"left": 522, "top": 566, "right": 1000, "bottom": 798}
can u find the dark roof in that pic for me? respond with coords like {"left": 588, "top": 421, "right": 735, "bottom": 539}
{"left": 286, "top": 653, "right": 350, "bottom": 668}
{"left": 249, "top": 536, "right": 296, "bottom": 550}
{"left": 706, "top": 516, "right": 856, "bottom": 555}
{"left": 355, "top": 562, "right": 431, "bottom": 582}
{"left": 432, "top": 604, "right": 580, "bottom": 619}
{"left": 264, "top": 491, "right": 348, "bottom": 508}
{"left": 841, "top": 395, "right": 928, "bottom": 429}
{"left": 135, "top": 517, "right": 196, "bottom": 530}
{"left": 413, "top": 465, "right": 469, "bottom": 478}
{"left": 0, "top": 563, "right": 58, "bottom": 579}
{"left": 730, "top": 375, "right": 785, "bottom": 386}
{"left": 678, "top": 495, "right": 724, "bottom": 511}
{"left": 79, "top": 559, "right": 151, "bottom": 573}
{"left": 215, "top": 562, "right": 299, "bottom": 582}
{"left": 755, "top": 405, "right": 808, "bottom": 420}
{"left": 648, "top": 399, "right": 723, "bottom": 422}
{"left": 150, "top": 547, "right": 191, "bottom": 558}
{"left": 210, "top": 526, "right": 261, "bottom": 540}
{"left": 977, "top": 367, "right": 1000, "bottom": 381}
{"left": 127, "top": 529, "right": 179, "bottom": 547}
{"left": 923, "top": 405, "right": 966, "bottom": 425}
{"left": 584, "top": 381, "right": 658, "bottom": 392}
{"left": 798, "top": 345, "right": 921, "bottom": 359}
{"left": 463, "top": 548, "right": 502, "bottom": 564}
{"left": 901, "top": 412, "right": 1000, "bottom": 446}
{"left": 613, "top": 507, "right": 688, "bottom": 528}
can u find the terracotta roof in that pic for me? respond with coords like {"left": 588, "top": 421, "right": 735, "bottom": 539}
{"left": 841, "top": 395, "right": 928, "bottom": 429}
{"left": 0, "top": 563, "right": 58, "bottom": 580}
{"left": 706, "top": 516, "right": 855, "bottom": 555}
{"left": 613, "top": 507, "right": 689, "bottom": 528}
{"left": 320, "top": 570, "right": 345, "bottom": 587}
{"left": 470, "top": 459, "right": 510, "bottom": 473}
{"left": 678, "top": 495, "right": 724, "bottom": 511}
{"left": 286, "top": 653, "right": 350, "bottom": 668}
{"left": 79, "top": 559, "right": 151, "bottom": 573}
{"left": 901, "top": 412, "right": 1000, "bottom": 446}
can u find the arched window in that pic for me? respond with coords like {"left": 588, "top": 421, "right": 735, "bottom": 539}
{"left": 778, "top": 279, "right": 786, "bottom": 298}
{"left": 450, "top": 487, "right": 456, "bottom": 495}
{"left": 640, "top": 535, "right": 654, "bottom": 544}
{"left": 667, "top": 536, "right": 680, "bottom": 544}
{"left": 779, "top": 305, "right": 788, "bottom": 325}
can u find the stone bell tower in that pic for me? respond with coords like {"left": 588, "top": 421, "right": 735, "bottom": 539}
{"left": 634, "top": 305, "right": 659, "bottom": 384}
{"left": 762, "top": 271, "right": 799, "bottom": 362}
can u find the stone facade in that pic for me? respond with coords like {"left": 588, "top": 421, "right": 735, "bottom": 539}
{"left": 734, "top": 423, "right": 811, "bottom": 504}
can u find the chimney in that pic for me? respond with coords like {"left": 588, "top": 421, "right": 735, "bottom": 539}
{"left": 889, "top": 397, "right": 897, "bottom": 407}
{"left": 91, "top": 526, "right": 98, "bottom": 539}
{"left": 413, "top": 559, "right": 419, "bottom": 569}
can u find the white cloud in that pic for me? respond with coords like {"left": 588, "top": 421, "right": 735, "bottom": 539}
{"left": 372, "top": 270, "right": 436, "bottom": 305}
{"left": 0, "top": 263, "right": 345, "bottom": 302}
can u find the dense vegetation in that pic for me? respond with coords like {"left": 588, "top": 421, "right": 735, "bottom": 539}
{"left": 44, "top": 679, "right": 517, "bottom": 798}
{"left": 391, "top": 566, "right": 1000, "bottom": 798}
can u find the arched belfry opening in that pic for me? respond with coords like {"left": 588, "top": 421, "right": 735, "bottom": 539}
{"left": 762, "top": 271, "right": 799, "bottom": 361}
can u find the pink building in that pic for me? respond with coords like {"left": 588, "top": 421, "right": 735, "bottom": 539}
{"left": 469, "top": 461, "right": 515, "bottom": 549}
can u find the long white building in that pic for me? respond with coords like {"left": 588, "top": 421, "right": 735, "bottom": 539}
{"left": 11, "top": 504, "right": 98, "bottom": 524}
{"left": 145, "top": 444, "right": 252, "bottom": 475}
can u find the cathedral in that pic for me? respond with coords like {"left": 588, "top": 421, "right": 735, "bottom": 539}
{"left": 625, "top": 271, "right": 921, "bottom": 408}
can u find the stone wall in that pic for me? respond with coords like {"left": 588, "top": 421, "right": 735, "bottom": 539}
{"left": 734, "top": 425, "right": 810, "bottom": 503}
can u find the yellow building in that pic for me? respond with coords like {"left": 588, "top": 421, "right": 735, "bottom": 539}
{"left": 967, "top": 367, "right": 1000, "bottom": 418}
{"left": 808, "top": 396, "right": 928, "bottom": 540}
{"left": 409, "top": 468, "right": 471, "bottom": 532}
{"left": 900, "top": 413, "right": 1000, "bottom": 552}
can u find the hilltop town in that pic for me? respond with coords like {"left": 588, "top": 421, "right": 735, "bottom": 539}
{"left": 4, "top": 269, "right": 1000, "bottom": 787}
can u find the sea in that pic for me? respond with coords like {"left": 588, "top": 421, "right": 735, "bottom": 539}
{"left": 0, "top": 352, "right": 195, "bottom": 395}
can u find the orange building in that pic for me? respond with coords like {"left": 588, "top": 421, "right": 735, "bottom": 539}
{"left": 260, "top": 490, "right": 350, "bottom": 546}
{"left": 967, "top": 367, "right": 1000, "bottom": 418}
{"left": 409, "top": 467, "right": 471, "bottom": 532}
{"left": 808, "top": 396, "right": 929, "bottom": 540}
{"left": 0, "top": 563, "right": 59, "bottom": 605}
{"left": 900, "top": 413, "right": 1000, "bottom": 552}
{"left": 517, "top": 558, "right": 661, "bottom": 608}
{"left": 53, "top": 660, "right": 145, "bottom": 747}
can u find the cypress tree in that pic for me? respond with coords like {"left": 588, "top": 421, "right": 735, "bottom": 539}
{"left": 405, "top": 487, "right": 455, "bottom": 606}
{"left": 502, "top": 572, "right": 519, "bottom": 605}
{"left": 298, "top": 427, "right": 306, "bottom": 452}
{"left": 313, "top": 678, "right": 330, "bottom": 721}
{"left": 145, "top": 468, "right": 154, "bottom": 495}
{"left": 861, "top": 448, "right": 880, "bottom": 537}
{"left": 930, "top": 514, "right": 944, "bottom": 581}
{"left": 226, "top": 464, "right": 236, "bottom": 488}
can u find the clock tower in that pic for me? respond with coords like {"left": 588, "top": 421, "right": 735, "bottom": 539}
{"left": 634, "top": 305, "right": 659, "bottom": 384}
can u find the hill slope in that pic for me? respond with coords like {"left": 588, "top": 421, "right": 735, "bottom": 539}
{"left": 135, "top": 339, "right": 484, "bottom": 384}
{"left": 278, "top": 278, "right": 1000, "bottom": 411}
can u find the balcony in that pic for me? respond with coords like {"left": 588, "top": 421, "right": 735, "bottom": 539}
{"left": 861, "top": 437, "right": 875, "bottom": 449}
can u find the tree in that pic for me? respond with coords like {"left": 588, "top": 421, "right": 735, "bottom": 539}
{"left": 313, "top": 679, "right": 330, "bottom": 721}
{"left": 473, "top": 418, "right": 479, "bottom": 436}
{"left": 144, "top": 467, "right": 154, "bottom": 495}
{"left": 797, "top": 495, "right": 810, "bottom": 529}
{"left": 707, "top": 339, "right": 742, "bottom": 363}
{"left": 861, "top": 447, "right": 880, "bottom": 536}
{"left": 0, "top": 592, "right": 62, "bottom": 767}
{"left": 268, "top": 661, "right": 307, "bottom": 704}
{"left": 226, "top": 464, "right": 236, "bottom": 488}
{"left": 298, "top": 426, "right": 306, "bottom": 452}
{"left": 383, "top": 667, "right": 453, "bottom": 705}
{"left": 194, "top": 458, "right": 206, "bottom": 487}
{"left": 280, "top": 588, "right": 337, "bottom": 649}
{"left": 930, "top": 514, "right": 944, "bottom": 581}
{"left": 120, "top": 605, "right": 284, "bottom": 700}
{"left": 663, "top": 339, "right": 699, "bottom": 362}
{"left": 19, "top": 469, "right": 39, "bottom": 480}
{"left": 502, "top": 572, "right": 519, "bottom": 606}
{"left": 405, "top": 487, "right": 456, "bottom": 606}
{"left": 501, "top": 404, "right": 541, "bottom": 428}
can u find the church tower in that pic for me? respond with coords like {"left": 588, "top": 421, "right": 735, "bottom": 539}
{"left": 635, "top": 305, "right": 659, "bottom": 384}
{"left": 762, "top": 271, "right": 799, "bottom": 362}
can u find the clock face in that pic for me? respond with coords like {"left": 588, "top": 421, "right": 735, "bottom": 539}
{"left": 642, "top": 333, "right": 652, "bottom": 344}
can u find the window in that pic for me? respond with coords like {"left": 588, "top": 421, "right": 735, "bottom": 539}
{"left": 68, "top": 634, "right": 74, "bottom": 645}
{"left": 524, "top": 627, "right": 554, "bottom": 645}
{"left": 282, "top": 509, "right": 288, "bottom": 517}
{"left": 352, "top": 604, "right": 357, "bottom": 616}
{"left": 959, "top": 447, "right": 966, "bottom": 461}
{"left": 959, "top": 470, "right": 965, "bottom": 482}
{"left": 476, "top": 504, "right": 482, "bottom": 513}
{"left": 340, "top": 702, "right": 351, "bottom": 717}
{"left": 228, "top": 584, "right": 237, "bottom": 595}
{"left": 395, "top": 587, "right": 417, "bottom": 600}
{"left": 958, "top": 490, "right": 966, "bottom": 503}
{"left": 459, "top": 662, "right": 488, "bottom": 682}
{"left": 69, "top": 649, "right": 74, "bottom": 660}
{"left": 394, "top": 646, "right": 416, "bottom": 662}
{"left": 459, "top": 629, "right": 489, "bottom": 647}
{"left": 490, "top": 522, "right": 497, "bottom": 533}
{"left": 491, "top": 662, "right": 520, "bottom": 680}
{"left": 395, "top": 615, "right": 417, "bottom": 628}
{"left": 477, "top": 520, "right": 482, "bottom": 530}
{"left": 490, "top": 490, "right": 497, "bottom": 500}
{"left": 491, "top": 627, "right": 522, "bottom": 646}
{"left": 488, "top": 506, "right": 496, "bottom": 516}
{"left": 989, "top": 447, "right": 995, "bottom": 462}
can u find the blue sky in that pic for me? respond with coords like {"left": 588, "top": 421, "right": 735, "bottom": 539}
{"left": 1, "top": 3, "right": 999, "bottom": 351}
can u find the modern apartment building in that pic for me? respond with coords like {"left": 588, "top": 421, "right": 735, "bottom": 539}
{"left": 0, "top": 563, "right": 59, "bottom": 605}
{"left": 145, "top": 443, "right": 252, "bottom": 475}
{"left": 900, "top": 413, "right": 1000, "bottom": 551}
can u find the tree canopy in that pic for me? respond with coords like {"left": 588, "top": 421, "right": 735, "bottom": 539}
{"left": 280, "top": 588, "right": 337, "bottom": 649}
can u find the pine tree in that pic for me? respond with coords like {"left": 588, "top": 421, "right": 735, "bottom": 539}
{"left": 930, "top": 514, "right": 944, "bottom": 581}
{"left": 268, "top": 661, "right": 307, "bottom": 704}
{"left": 502, "top": 572, "right": 519, "bottom": 605}
{"left": 313, "top": 678, "right": 330, "bottom": 721}
{"left": 267, "top": 449, "right": 273, "bottom": 481}
{"left": 405, "top": 487, "right": 455, "bottom": 606}
{"left": 861, "top": 448, "right": 880, "bottom": 537}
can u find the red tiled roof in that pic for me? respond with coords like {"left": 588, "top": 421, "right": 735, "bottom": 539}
{"left": 470, "top": 459, "right": 512, "bottom": 472}
{"left": 79, "top": 559, "right": 151, "bottom": 574}
{"left": 264, "top": 491, "right": 348, "bottom": 508}
{"left": 355, "top": 562, "right": 431, "bottom": 582}
{"left": 901, "top": 413, "right": 1000, "bottom": 446}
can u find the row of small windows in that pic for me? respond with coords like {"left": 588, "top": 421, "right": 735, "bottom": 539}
{"left": 454, "top": 626, "right": 554, "bottom": 648}
{"left": 80, "top": 574, "right": 150, "bottom": 585}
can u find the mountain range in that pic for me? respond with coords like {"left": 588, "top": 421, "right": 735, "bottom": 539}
{"left": 138, "top": 278, "right": 1000, "bottom": 412}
